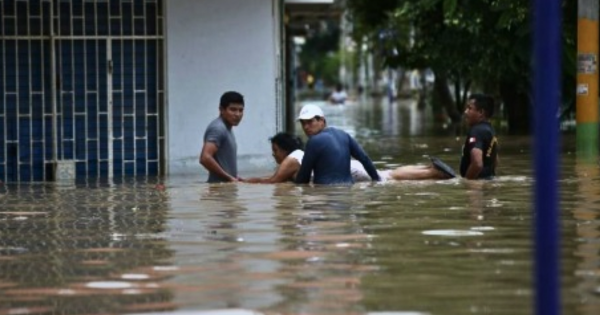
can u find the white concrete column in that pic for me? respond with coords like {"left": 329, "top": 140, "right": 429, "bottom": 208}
{"left": 166, "top": 0, "right": 282, "bottom": 177}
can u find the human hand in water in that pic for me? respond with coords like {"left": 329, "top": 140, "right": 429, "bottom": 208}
{"left": 242, "top": 177, "right": 263, "bottom": 183}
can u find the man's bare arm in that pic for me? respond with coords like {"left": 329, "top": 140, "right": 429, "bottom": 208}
{"left": 464, "top": 148, "right": 483, "bottom": 179}
{"left": 245, "top": 157, "right": 300, "bottom": 183}
{"left": 199, "top": 142, "right": 237, "bottom": 182}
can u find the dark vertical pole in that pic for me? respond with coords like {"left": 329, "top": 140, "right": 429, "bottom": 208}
{"left": 533, "top": 1, "right": 561, "bottom": 315}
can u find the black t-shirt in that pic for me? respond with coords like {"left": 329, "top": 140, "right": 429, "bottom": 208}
{"left": 460, "top": 122, "right": 498, "bottom": 178}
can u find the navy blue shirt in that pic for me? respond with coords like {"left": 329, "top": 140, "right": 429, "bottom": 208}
{"left": 460, "top": 121, "right": 498, "bottom": 179}
{"left": 295, "top": 127, "right": 380, "bottom": 185}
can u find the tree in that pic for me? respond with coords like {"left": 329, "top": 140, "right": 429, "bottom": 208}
{"left": 346, "top": 0, "right": 577, "bottom": 134}
{"left": 298, "top": 21, "right": 342, "bottom": 86}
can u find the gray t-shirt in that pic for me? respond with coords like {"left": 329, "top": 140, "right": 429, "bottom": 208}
{"left": 203, "top": 117, "right": 237, "bottom": 183}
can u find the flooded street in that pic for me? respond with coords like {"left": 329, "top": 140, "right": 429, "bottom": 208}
{"left": 1, "top": 98, "right": 600, "bottom": 315}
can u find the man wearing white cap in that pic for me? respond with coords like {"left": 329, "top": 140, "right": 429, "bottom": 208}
{"left": 294, "top": 104, "right": 380, "bottom": 185}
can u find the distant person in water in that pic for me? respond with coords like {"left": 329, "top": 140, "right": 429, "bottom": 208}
{"left": 329, "top": 83, "right": 348, "bottom": 105}
{"left": 243, "top": 132, "right": 455, "bottom": 184}
{"left": 460, "top": 94, "right": 499, "bottom": 179}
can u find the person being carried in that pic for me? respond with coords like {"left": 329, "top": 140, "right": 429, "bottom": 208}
{"left": 244, "top": 133, "right": 305, "bottom": 184}
{"left": 244, "top": 132, "right": 454, "bottom": 184}
{"left": 295, "top": 104, "right": 380, "bottom": 185}
{"left": 350, "top": 157, "right": 455, "bottom": 181}
{"left": 199, "top": 91, "right": 245, "bottom": 183}
{"left": 460, "top": 93, "right": 499, "bottom": 179}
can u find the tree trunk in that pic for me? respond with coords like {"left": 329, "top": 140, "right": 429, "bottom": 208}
{"left": 433, "top": 73, "right": 462, "bottom": 123}
{"left": 499, "top": 81, "right": 531, "bottom": 134}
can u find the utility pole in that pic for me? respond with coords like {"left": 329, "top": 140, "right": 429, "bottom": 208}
{"left": 576, "top": 0, "right": 599, "bottom": 160}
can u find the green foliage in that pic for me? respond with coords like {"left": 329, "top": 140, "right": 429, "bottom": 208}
{"left": 346, "top": 0, "right": 576, "bottom": 102}
{"left": 321, "top": 52, "right": 342, "bottom": 85}
{"left": 298, "top": 21, "right": 342, "bottom": 85}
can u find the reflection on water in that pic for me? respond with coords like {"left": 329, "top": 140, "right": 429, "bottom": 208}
{"left": 0, "top": 180, "right": 175, "bottom": 314}
{"left": 1, "top": 98, "right": 600, "bottom": 315}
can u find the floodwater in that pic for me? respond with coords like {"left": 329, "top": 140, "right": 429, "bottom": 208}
{"left": 1, "top": 97, "right": 600, "bottom": 315}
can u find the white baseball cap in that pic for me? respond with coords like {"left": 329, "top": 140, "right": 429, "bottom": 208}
{"left": 296, "top": 104, "right": 324, "bottom": 120}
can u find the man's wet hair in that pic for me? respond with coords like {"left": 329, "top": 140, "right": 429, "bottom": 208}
{"left": 270, "top": 132, "right": 304, "bottom": 154}
{"left": 220, "top": 91, "right": 244, "bottom": 108}
{"left": 468, "top": 93, "right": 494, "bottom": 118}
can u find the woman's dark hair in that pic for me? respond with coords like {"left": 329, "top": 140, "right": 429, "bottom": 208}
{"left": 269, "top": 132, "right": 304, "bottom": 154}
{"left": 468, "top": 93, "right": 495, "bottom": 118}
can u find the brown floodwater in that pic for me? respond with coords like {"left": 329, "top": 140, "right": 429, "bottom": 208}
{"left": 0, "top": 98, "right": 599, "bottom": 315}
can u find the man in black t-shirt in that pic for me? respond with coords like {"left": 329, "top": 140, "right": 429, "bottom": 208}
{"left": 460, "top": 94, "right": 499, "bottom": 179}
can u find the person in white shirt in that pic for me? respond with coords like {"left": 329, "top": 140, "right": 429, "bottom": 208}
{"left": 244, "top": 132, "right": 455, "bottom": 184}
{"left": 350, "top": 157, "right": 454, "bottom": 182}
{"left": 329, "top": 83, "right": 348, "bottom": 105}
{"left": 244, "top": 133, "right": 305, "bottom": 183}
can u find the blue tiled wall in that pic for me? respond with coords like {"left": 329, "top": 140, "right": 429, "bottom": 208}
{"left": 0, "top": 0, "right": 163, "bottom": 182}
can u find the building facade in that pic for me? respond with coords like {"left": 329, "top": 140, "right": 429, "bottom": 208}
{"left": 0, "top": 0, "right": 284, "bottom": 182}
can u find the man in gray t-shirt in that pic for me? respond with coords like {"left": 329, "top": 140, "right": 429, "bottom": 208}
{"left": 199, "top": 91, "right": 245, "bottom": 183}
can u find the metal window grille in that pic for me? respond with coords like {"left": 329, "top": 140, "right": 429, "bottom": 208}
{"left": 0, "top": 0, "right": 165, "bottom": 182}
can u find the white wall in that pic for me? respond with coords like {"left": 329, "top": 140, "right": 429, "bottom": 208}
{"left": 166, "top": 0, "right": 282, "bottom": 177}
